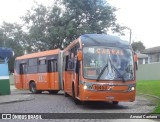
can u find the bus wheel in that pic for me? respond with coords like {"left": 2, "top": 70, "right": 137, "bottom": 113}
{"left": 112, "top": 101, "right": 119, "bottom": 105}
{"left": 64, "top": 92, "right": 69, "bottom": 97}
{"left": 72, "top": 84, "right": 81, "bottom": 105}
{"left": 49, "top": 90, "right": 59, "bottom": 94}
{"left": 29, "top": 82, "right": 41, "bottom": 94}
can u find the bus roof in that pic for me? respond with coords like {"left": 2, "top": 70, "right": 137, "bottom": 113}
{"left": 16, "top": 49, "right": 60, "bottom": 60}
{"left": 80, "top": 34, "right": 130, "bottom": 48}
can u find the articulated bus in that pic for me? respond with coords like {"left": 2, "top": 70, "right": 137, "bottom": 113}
{"left": 14, "top": 34, "right": 137, "bottom": 105}
{"left": 14, "top": 49, "right": 63, "bottom": 94}
{"left": 63, "top": 34, "right": 137, "bottom": 104}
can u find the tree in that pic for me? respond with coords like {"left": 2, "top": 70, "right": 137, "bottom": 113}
{"left": 131, "top": 41, "right": 145, "bottom": 52}
{"left": 0, "top": 22, "right": 25, "bottom": 72}
{"left": 22, "top": 0, "right": 125, "bottom": 51}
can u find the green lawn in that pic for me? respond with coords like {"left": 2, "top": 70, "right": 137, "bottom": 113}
{"left": 136, "top": 80, "right": 160, "bottom": 113}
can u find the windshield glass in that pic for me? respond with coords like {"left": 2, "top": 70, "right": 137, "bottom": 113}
{"left": 83, "top": 47, "right": 134, "bottom": 81}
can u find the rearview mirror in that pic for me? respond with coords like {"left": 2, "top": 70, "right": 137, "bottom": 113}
{"left": 77, "top": 49, "right": 83, "bottom": 61}
{"left": 134, "top": 53, "right": 138, "bottom": 70}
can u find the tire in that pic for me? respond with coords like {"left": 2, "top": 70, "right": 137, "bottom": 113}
{"left": 29, "top": 82, "right": 41, "bottom": 94}
{"left": 72, "top": 84, "right": 81, "bottom": 105}
{"left": 112, "top": 101, "right": 119, "bottom": 105}
{"left": 49, "top": 90, "right": 59, "bottom": 94}
{"left": 64, "top": 92, "right": 70, "bottom": 97}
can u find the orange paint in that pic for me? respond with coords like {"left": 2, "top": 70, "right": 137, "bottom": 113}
{"left": 14, "top": 49, "right": 60, "bottom": 92}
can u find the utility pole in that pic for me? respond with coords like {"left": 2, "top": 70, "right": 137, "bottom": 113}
{"left": 129, "top": 28, "right": 132, "bottom": 44}
{"left": 125, "top": 27, "right": 132, "bottom": 44}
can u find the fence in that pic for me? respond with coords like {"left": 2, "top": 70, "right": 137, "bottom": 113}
{"left": 136, "top": 62, "right": 160, "bottom": 81}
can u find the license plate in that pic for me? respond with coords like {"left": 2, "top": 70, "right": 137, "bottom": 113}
{"left": 92, "top": 85, "right": 108, "bottom": 90}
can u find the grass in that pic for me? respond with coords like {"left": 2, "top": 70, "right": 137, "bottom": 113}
{"left": 136, "top": 80, "right": 160, "bottom": 113}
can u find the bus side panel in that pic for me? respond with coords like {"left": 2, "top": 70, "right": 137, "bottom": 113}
{"left": 63, "top": 71, "right": 72, "bottom": 94}
{"left": 48, "top": 72, "right": 59, "bottom": 90}
{"left": 54, "top": 72, "right": 59, "bottom": 90}
{"left": 35, "top": 73, "right": 49, "bottom": 90}
{"left": 65, "top": 71, "right": 73, "bottom": 95}
{"left": 74, "top": 73, "right": 79, "bottom": 97}
{"left": 14, "top": 72, "right": 23, "bottom": 89}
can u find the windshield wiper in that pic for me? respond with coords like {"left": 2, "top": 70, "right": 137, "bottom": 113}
{"left": 109, "top": 59, "right": 126, "bottom": 82}
{"left": 122, "top": 65, "right": 134, "bottom": 80}
{"left": 96, "top": 63, "right": 108, "bottom": 82}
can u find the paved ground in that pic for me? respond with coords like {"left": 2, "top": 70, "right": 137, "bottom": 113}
{"left": 0, "top": 85, "right": 159, "bottom": 122}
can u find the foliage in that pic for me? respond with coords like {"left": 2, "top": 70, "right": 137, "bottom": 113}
{"left": 0, "top": 0, "right": 125, "bottom": 71}
{"left": 137, "top": 80, "right": 160, "bottom": 113}
{"left": 131, "top": 41, "right": 145, "bottom": 52}
{"left": 0, "top": 22, "right": 25, "bottom": 72}
{"left": 22, "top": 0, "right": 124, "bottom": 50}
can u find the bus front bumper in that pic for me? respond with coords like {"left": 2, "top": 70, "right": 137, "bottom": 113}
{"left": 78, "top": 83, "right": 136, "bottom": 102}
{"left": 80, "top": 90, "right": 135, "bottom": 102}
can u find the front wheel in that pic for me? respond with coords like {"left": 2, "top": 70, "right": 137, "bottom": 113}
{"left": 112, "top": 101, "right": 119, "bottom": 105}
{"left": 29, "top": 82, "right": 41, "bottom": 94}
{"left": 49, "top": 90, "right": 59, "bottom": 94}
{"left": 64, "top": 92, "right": 70, "bottom": 97}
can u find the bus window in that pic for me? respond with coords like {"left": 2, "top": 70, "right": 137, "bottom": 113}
{"left": 68, "top": 50, "right": 74, "bottom": 70}
{"left": 67, "top": 44, "right": 80, "bottom": 71}
{"left": 28, "top": 58, "right": 38, "bottom": 73}
{"left": 38, "top": 59, "right": 47, "bottom": 73}
{"left": 48, "top": 59, "right": 58, "bottom": 72}
{"left": 65, "top": 55, "right": 69, "bottom": 71}
{"left": 20, "top": 63, "right": 27, "bottom": 74}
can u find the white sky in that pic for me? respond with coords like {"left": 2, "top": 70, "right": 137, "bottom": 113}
{"left": 0, "top": 0, "right": 160, "bottom": 48}
{"left": 107, "top": 0, "right": 160, "bottom": 48}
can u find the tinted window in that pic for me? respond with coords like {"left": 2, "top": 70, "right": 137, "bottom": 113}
{"left": 28, "top": 58, "right": 38, "bottom": 73}
{"left": 48, "top": 59, "right": 58, "bottom": 72}
{"left": 29, "top": 58, "right": 37, "bottom": 66}
{"left": 38, "top": 59, "right": 47, "bottom": 73}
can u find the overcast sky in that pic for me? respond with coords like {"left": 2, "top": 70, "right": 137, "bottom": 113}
{"left": 0, "top": 0, "right": 159, "bottom": 48}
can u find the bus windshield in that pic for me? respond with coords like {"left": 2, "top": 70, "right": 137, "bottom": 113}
{"left": 83, "top": 47, "right": 134, "bottom": 81}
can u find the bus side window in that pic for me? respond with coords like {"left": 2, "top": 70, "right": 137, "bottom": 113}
{"left": 54, "top": 60, "right": 58, "bottom": 72}
{"left": 68, "top": 47, "right": 76, "bottom": 70}
{"left": 38, "top": 59, "right": 47, "bottom": 73}
{"left": 28, "top": 58, "right": 38, "bottom": 73}
{"left": 65, "top": 55, "right": 69, "bottom": 71}
{"left": 48, "top": 59, "right": 58, "bottom": 72}
{"left": 20, "top": 63, "right": 27, "bottom": 74}
{"left": 48, "top": 60, "right": 54, "bottom": 72}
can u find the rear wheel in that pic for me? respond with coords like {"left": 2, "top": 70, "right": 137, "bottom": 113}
{"left": 49, "top": 90, "right": 59, "bottom": 94}
{"left": 29, "top": 82, "right": 41, "bottom": 94}
{"left": 64, "top": 92, "right": 70, "bottom": 97}
{"left": 112, "top": 101, "right": 119, "bottom": 105}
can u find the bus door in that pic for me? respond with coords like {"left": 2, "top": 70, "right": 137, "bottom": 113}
{"left": 74, "top": 58, "right": 80, "bottom": 96}
{"left": 48, "top": 59, "right": 58, "bottom": 89}
{"left": 19, "top": 63, "right": 27, "bottom": 88}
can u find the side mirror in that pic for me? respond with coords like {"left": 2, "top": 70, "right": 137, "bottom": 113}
{"left": 134, "top": 53, "right": 138, "bottom": 70}
{"left": 77, "top": 49, "right": 83, "bottom": 61}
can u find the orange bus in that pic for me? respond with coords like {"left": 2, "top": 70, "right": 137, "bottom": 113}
{"left": 63, "top": 34, "right": 137, "bottom": 104}
{"left": 14, "top": 49, "right": 63, "bottom": 94}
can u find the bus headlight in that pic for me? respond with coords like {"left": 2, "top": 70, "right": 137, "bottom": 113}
{"left": 128, "top": 85, "right": 135, "bottom": 91}
{"left": 83, "top": 84, "right": 92, "bottom": 90}
{"left": 83, "top": 85, "right": 87, "bottom": 90}
{"left": 131, "top": 87, "right": 135, "bottom": 91}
